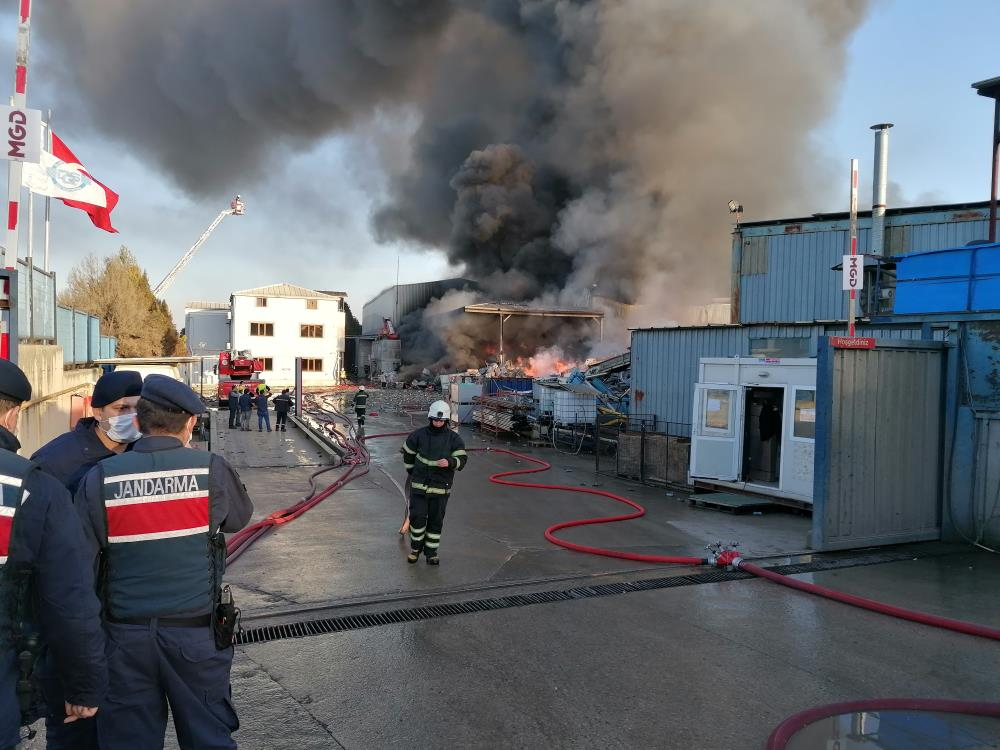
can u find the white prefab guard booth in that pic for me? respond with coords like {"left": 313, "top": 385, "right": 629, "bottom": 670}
{"left": 689, "top": 358, "right": 817, "bottom": 504}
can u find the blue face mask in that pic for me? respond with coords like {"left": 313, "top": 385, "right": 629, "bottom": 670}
{"left": 101, "top": 413, "right": 142, "bottom": 444}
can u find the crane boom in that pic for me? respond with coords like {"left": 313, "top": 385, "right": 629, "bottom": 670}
{"left": 153, "top": 195, "right": 245, "bottom": 297}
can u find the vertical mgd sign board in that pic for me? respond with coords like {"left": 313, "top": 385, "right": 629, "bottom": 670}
{"left": 294, "top": 356, "right": 303, "bottom": 417}
{"left": 842, "top": 254, "right": 864, "bottom": 293}
{"left": 0, "top": 105, "right": 41, "bottom": 164}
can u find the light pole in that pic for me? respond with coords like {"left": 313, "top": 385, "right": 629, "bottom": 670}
{"left": 972, "top": 76, "right": 1000, "bottom": 242}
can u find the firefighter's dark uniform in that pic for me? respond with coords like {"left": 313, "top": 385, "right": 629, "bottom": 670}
{"left": 0, "top": 361, "right": 106, "bottom": 750}
{"left": 30, "top": 370, "right": 142, "bottom": 749}
{"left": 75, "top": 375, "right": 253, "bottom": 750}
{"left": 402, "top": 422, "right": 467, "bottom": 562}
{"left": 353, "top": 389, "right": 369, "bottom": 426}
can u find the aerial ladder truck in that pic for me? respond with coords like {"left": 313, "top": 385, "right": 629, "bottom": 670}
{"left": 153, "top": 195, "right": 245, "bottom": 297}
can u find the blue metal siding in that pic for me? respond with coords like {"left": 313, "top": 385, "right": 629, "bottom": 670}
{"left": 631, "top": 323, "right": 931, "bottom": 436}
{"left": 56, "top": 306, "right": 74, "bottom": 362}
{"left": 73, "top": 311, "right": 89, "bottom": 364}
{"left": 738, "top": 207, "right": 994, "bottom": 325}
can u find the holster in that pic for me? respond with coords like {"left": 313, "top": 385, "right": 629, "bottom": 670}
{"left": 213, "top": 585, "right": 240, "bottom": 650}
{"left": 210, "top": 533, "right": 240, "bottom": 649}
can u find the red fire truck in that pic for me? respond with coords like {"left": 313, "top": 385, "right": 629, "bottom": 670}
{"left": 217, "top": 350, "right": 265, "bottom": 406}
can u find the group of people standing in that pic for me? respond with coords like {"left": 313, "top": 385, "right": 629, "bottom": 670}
{"left": 226, "top": 383, "right": 294, "bottom": 432}
{"left": 1, "top": 365, "right": 254, "bottom": 749}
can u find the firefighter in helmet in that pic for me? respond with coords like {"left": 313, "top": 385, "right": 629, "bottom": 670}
{"left": 353, "top": 386, "right": 369, "bottom": 427}
{"left": 401, "top": 401, "right": 467, "bottom": 565}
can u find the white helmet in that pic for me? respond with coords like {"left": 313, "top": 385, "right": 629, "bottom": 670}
{"left": 359, "top": 385, "right": 365, "bottom": 390}
{"left": 428, "top": 400, "right": 451, "bottom": 420}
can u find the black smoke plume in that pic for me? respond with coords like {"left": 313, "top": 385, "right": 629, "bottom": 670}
{"left": 37, "top": 1, "right": 870, "bottom": 363}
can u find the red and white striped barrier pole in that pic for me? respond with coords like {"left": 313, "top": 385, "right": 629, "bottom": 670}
{"left": 847, "top": 159, "right": 859, "bottom": 338}
{"left": 4, "top": 0, "right": 31, "bottom": 266}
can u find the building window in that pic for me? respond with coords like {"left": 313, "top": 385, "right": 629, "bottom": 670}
{"left": 301, "top": 358, "right": 323, "bottom": 372}
{"left": 250, "top": 322, "right": 274, "bottom": 336}
{"left": 793, "top": 389, "right": 817, "bottom": 440}
{"left": 300, "top": 324, "right": 324, "bottom": 338}
{"left": 256, "top": 297, "right": 268, "bottom": 307}
{"left": 750, "top": 337, "right": 811, "bottom": 358}
{"left": 260, "top": 358, "right": 274, "bottom": 371}
{"left": 306, "top": 299, "right": 318, "bottom": 310}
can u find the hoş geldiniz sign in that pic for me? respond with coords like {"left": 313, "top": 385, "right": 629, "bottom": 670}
{"left": 830, "top": 336, "right": 876, "bottom": 350}
{"left": 842, "top": 254, "right": 864, "bottom": 292}
{"left": 0, "top": 105, "right": 41, "bottom": 164}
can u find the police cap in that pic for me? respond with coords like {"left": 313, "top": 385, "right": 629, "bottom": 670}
{"left": 92, "top": 370, "right": 143, "bottom": 407}
{"left": 140, "top": 374, "right": 205, "bottom": 416}
{"left": 0, "top": 358, "right": 31, "bottom": 403}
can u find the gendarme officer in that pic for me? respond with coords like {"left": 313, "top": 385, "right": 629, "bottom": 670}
{"left": 32, "top": 370, "right": 143, "bottom": 497}
{"left": 31, "top": 369, "right": 142, "bottom": 748}
{"left": 0, "top": 359, "right": 106, "bottom": 750}
{"left": 75, "top": 374, "right": 253, "bottom": 749}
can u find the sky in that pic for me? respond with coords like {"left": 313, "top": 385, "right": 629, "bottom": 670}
{"left": 1, "top": 0, "right": 997, "bottom": 328}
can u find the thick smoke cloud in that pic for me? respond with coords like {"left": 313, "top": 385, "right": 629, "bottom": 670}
{"left": 37, "top": 0, "right": 870, "bottom": 365}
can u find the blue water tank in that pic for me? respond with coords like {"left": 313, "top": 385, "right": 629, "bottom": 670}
{"left": 894, "top": 242, "right": 1000, "bottom": 314}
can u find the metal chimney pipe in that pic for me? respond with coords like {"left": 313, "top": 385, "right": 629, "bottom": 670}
{"left": 870, "top": 123, "right": 893, "bottom": 255}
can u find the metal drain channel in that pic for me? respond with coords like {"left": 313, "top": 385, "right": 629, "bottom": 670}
{"left": 235, "top": 548, "right": 924, "bottom": 646}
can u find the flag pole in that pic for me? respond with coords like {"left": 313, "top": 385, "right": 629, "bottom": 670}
{"left": 4, "top": 0, "right": 32, "bottom": 267}
{"left": 43, "top": 108, "right": 50, "bottom": 271}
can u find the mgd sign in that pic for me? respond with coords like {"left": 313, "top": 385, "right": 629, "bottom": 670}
{"left": 842, "top": 254, "right": 864, "bottom": 292}
{"left": 0, "top": 105, "right": 41, "bottom": 163}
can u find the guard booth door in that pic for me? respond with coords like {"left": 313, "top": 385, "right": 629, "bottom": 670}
{"left": 690, "top": 384, "right": 744, "bottom": 482}
{"left": 812, "top": 339, "right": 945, "bottom": 551}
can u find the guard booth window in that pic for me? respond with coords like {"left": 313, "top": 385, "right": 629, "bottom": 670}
{"left": 704, "top": 389, "right": 732, "bottom": 431}
{"left": 793, "top": 389, "right": 817, "bottom": 439}
{"left": 750, "top": 337, "right": 811, "bottom": 358}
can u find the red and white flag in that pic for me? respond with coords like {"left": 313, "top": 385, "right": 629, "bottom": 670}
{"left": 21, "top": 132, "right": 119, "bottom": 233}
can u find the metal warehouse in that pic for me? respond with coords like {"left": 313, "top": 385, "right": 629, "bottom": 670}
{"left": 731, "top": 200, "right": 994, "bottom": 324}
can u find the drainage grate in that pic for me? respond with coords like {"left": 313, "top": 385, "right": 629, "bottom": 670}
{"left": 234, "top": 548, "right": 936, "bottom": 647}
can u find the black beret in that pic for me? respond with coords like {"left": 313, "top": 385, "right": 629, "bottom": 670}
{"left": 140, "top": 374, "right": 205, "bottom": 416}
{"left": 0, "top": 358, "right": 31, "bottom": 403}
{"left": 92, "top": 370, "right": 143, "bottom": 408}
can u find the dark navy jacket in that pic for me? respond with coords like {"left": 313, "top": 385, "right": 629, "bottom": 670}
{"left": 1, "top": 427, "right": 106, "bottom": 745}
{"left": 402, "top": 424, "right": 467, "bottom": 496}
{"left": 75, "top": 436, "right": 254, "bottom": 617}
{"left": 254, "top": 392, "right": 270, "bottom": 414}
{"left": 273, "top": 393, "right": 293, "bottom": 414}
{"left": 238, "top": 391, "right": 252, "bottom": 412}
{"left": 31, "top": 418, "right": 130, "bottom": 495}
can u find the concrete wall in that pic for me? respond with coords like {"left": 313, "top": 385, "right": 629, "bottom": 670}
{"left": 17, "top": 344, "right": 102, "bottom": 456}
{"left": 231, "top": 294, "right": 345, "bottom": 387}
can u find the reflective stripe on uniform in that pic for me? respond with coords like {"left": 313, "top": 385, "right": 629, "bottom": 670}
{"left": 451, "top": 450, "right": 467, "bottom": 458}
{"left": 411, "top": 482, "right": 448, "bottom": 495}
{"left": 103, "top": 468, "right": 210, "bottom": 484}
{"left": 409, "top": 524, "right": 426, "bottom": 542}
{"left": 402, "top": 444, "right": 417, "bottom": 455}
{"left": 415, "top": 454, "right": 439, "bottom": 466}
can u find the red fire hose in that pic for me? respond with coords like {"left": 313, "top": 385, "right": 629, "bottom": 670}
{"left": 478, "top": 447, "right": 706, "bottom": 565}
{"left": 476, "top": 446, "right": 1000, "bottom": 642}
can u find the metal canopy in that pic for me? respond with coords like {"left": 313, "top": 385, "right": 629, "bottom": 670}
{"left": 972, "top": 75, "right": 1000, "bottom": 98}
{"left": 463, "top": 303, "right": 604, "bottom": 320}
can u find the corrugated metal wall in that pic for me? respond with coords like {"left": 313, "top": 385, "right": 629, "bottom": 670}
{"left": 631, "top": 323, "right": 931, "bottom": 436}
{"left": 361, "top": 279, "right": 475, "bottom": 335}
{"left": 973, "top": 414, "right": 1000, "bottom": 547}
{"left": 736, "top": 208, "right": 992, "bottom": 324}
{"left": 185, "top": 309, "right": 230, "bottom": 356}
{"left": 814, "top": 342, "right": 944, "bottom": 550}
